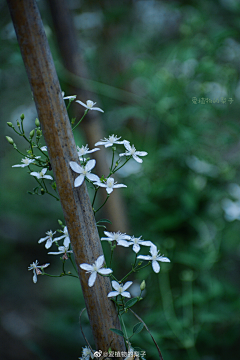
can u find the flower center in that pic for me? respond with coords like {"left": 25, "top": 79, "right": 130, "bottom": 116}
{"left": 86, "top": 100, "right": 94, "bottom": 108}
{"left": 109, "top": 135, "right": 115, "bottom": 143}
{"left": 130, "top": 146, "right": 136, "bottom": 155}
{"left": 107, "top": 178, "right": 114, "bottom": 187}
{"left": 39, "top": 171, "right": 44, "bottom": 177}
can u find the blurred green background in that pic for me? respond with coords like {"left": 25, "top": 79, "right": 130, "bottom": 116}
{"left": 1, "top": 0, "right": 240, "bottom": 359}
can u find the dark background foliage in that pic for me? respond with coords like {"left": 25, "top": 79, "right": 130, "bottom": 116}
{"left": 1, "top": 0, "right": 240, "bottom": 359}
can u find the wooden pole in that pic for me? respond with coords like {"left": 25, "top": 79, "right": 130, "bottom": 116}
{"left": 6, "top": 0, "right": 125, "bottom": 356}
{"left": 47, "top": 0, "right": 129, "bottom": 234}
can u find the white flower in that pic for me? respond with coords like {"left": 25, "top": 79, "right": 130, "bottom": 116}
{"left": 69, "top": 159, "right": 99, "bottom": 187}
{"left": 48, "top": 243, "right": 73, "bottom": 260}
{"left": 94, "top": 177, "right": 127, "bottom": 194}
{"left": 137, "top": 244, "right": 170, "bottom": 273}
{"left": 30, "top": 168, "right": 53, "bottom": 180}
{"left": 76, "top": 99, "right": 104, "bottom": 113}
{"left": 12, "top": 157, "right": 36, "bottom": 168}
{"left": 127, "top": 236, "right": 153, "bottom": 253}
{"left": 54, "top": 226, "right": 70, "bottom": 247}
{"left": 101, "top": 231, "right": 131, "bottom": 247}
{"left": 80, "top": 346, "right": 95, "bottom": 360}
{"left": 108, "top": 280, "right": 133, "bottom": 298}
{"left": 62, "top": 91, "right": 77, "bottom": 101}
{"left": 40, "top": 146, "right": 47, "bottom": 152}
{"left": 80, "top": 255, "right": 113, "bottom": 287}
{"left": 28, "top": 260, "right": 50, "bottom": 283}
{"left": 95, "top": 134, "right": 124, "bottom": 148}
{"left": 38, "top": 230, "right": 56, "bottom": 249}
{"left": 77, "top": 144, "right": 100, "bottom": 161}
{"left": 119, "top": 141, "right": 148, "bottom": 163}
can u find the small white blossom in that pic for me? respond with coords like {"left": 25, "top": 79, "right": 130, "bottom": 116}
{"left": 95, "top": 134, "right": 124, "bottom": 148}
{"left": 80, "top": 255, "right": 112, "bottom": 287}
{"left": 108, "top": 280, "right": 133, "bottom": 298}
{"left": 76, "top": 99, "right": 104, "bottom": 113}
{"left": 101, "top": 231, "right": 131, "bottom": 247}
{"left": 137, "top": 244, "right": 170, "bottom": 273}
{"left": 62, "top": 91, "right": 77, "bottom": 101}
{"left": 30, "top": 168, "right": 53, "bottom": 180}
{"left": 127, "top": 236, "right": 153, "bottom": 253}
{"left": 40, "top": 146, "right": 47, "bottom": 152}
{"left": 48, "top": 243, "right": 73, "bottom": 260}
{"left": 79, "top": 346, "right": 95, "bottom": 360}
{"left": 28, "top": 260, "right": 50, "bottom": 283}
{"left": 54, "top": 226, "right": 70, "bottom": 247}
{"left": 12, "top": 157, "right": 40, "bottom": 168}
{"left": 119, "top": 141, "right": 148, "bottom": 163}
{"left": 94, "top": 177, "right": 127, "bottom": 194}
{"left": 38, "top": 230, "right": 56, "bottom": 249}
{"left": 70, "top": 159, "right": 99, "bottom": 187}
{"left": 77, "top": 144, "right": 100, "bottom": 161}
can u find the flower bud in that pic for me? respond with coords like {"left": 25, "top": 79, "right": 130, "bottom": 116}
{"left": 140, "top": 280, "right": 146, "bottom": 291}
{"left": 41, "top": 188, "right": 45, "bottom": 195}
{"left": 58, "top": 219, "right": 63, "bottom": 226}
{"left": 7, "top": 122, "right": 13, "bottom": 127}
{"left": 36, "top": 129, "right": 41, "bottom": 137}
{"left": 6, "top": 136, "right": 14, "bottom": 145}
{"left": 17, "top": 120, "right": 20, "bottom": 128}
{"left": 20, "top": 113, "right": 25, "bottom": 120}
{"left": 29, "top": 129, "right": 35, "bottom": 138}
{"left": 35, "top": 118, "right": 40, "bottom": 127}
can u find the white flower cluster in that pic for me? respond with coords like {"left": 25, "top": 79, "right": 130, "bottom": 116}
{"left": 80, "top": 230, "right": 170, "bottom": 297}
{"left": 28, "top": 225, "right": 72, "bottom": 283}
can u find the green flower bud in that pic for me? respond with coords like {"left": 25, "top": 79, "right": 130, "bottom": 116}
{"left": 20, "top": 113, "right": 25, "bottom": 120}
{"left": 140, "top": 280, "right": 146, "bottom": 291}
{"left": 35, "top": 118, "right": 40, "bottom": 127}
{"left": 17, "top": 120, "right": 20, "bottom": 128}
{"left": 36, "top": 129, "right": 41, "bottom": 137}
{"left": 29, "top": 129, "right": 35, "bottom": 138}
{"left": 7, "top": 122, "right": 13, "bottom": 127}
{"left": 41, "top": 188, "right": 45, "bottom": 195}
{"left": 6, "top": 136, "right": 14, "bottom": 145}
{"left": 58, "top": 219, "right": 63, "bottom": 226}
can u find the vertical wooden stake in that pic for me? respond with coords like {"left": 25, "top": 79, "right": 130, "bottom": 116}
{"left": 7, "top": 0, "right": 125, "bottom": 356}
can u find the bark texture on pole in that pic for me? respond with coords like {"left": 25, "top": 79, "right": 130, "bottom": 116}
{"left": 47, "top": 0, "right": 129, "bottom": 233}
{"left": 7, "top": 0, "right": 125, "bottom": 356}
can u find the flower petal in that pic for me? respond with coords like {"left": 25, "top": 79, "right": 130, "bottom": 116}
{"left": 70, "top": 161, "right": 82, "bottom": 174}
{"left": 85, "top": 159, "right": 96, "bottom": 172}
{"left": 92, "top": 106, "right": 104, "bottom": 113}
{"left": 80, "top": 264, "right": 93, "bottom": 271}
{"left": 76, "top": 100, "right": 88, "bottom": 109}
{"left": 86, "top": 173, "right": 100, "bottom": 182}
{"left": 137, "top": 255, "right": 152, "bottom": 261}
{"left": 74, "top": 174, "right": 85, "bottom": 187}
{"left": 133, "top": 244, "right": 140, "bottom": 253}
{"left": 122, "top": 281, "right": 133, "bottom": 291}
{"left": 107, "top": 291, "right": 119, "bottom": 297}
{"left": 112, "top": 281, "right": 121, "bottom": 291}
{"left": 121, "top": 291, "right": 131, "bottom": 298}
{"left": 95, "top": 255, "right": 104, "bottom": 269}
{"left": 98, "top": 268, "right": 113, "bottom": 275}
{"left": 88, "top": 272, "right": 97, "bottom": 287}
{"left": 152, "top": 260, "right": 160, "bottom": 273}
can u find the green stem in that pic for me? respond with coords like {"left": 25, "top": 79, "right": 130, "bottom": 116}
{"left": 110, "top": 157, "right": 131, "bottom": 176}
{"left": 92, "top": 187, "right": 99, "bottom": 208}
{"left": 94, "top": 195, "right": 110, "bottom": 214}
{"left": 72, "top": 109, "right": 88, "bottom": 131}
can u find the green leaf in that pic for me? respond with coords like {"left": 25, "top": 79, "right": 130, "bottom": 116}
{"left": 125, "top": 298, "right": 138, "bottom": 308}
{"left": 96, "top": 218, "right": 112, "bottom": 224}
{"left": 133, "top": 322, "right": 144, "bottom": 334}
{"left": 110, "top": 328, "right": 125, "bottom": 337}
